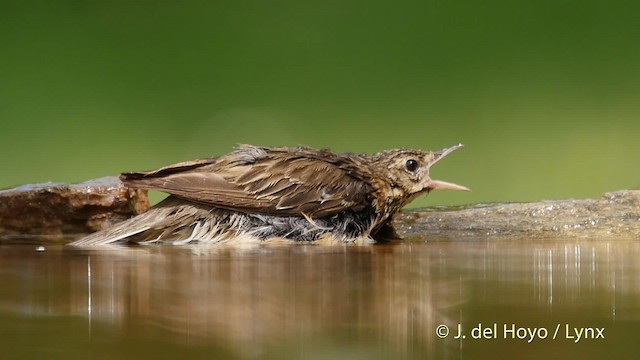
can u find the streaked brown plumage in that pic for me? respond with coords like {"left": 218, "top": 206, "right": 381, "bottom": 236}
{"left": 71, "top": 144, "right": 468, "bottom": 246}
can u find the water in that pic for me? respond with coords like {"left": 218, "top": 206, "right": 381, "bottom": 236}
{"left": 1, "top": 240, "right": 639, "bottom": 359}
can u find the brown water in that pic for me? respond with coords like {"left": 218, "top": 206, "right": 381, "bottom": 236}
{"left": 1, "top": 240, "right": 639, "bottom": 359}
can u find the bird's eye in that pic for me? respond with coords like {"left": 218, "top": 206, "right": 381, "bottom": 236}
{"left": 405, "top": 159, "right": 418, "bottom": 172}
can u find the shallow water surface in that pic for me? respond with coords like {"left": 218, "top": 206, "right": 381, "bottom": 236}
{"left": 1, "top": 240, "right": 639, "bottom": 359}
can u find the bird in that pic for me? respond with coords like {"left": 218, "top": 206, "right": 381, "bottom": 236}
{"left": 70, "top": 144, "right": 469, "bottom": 246}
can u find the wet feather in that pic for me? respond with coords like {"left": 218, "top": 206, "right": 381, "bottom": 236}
{"left": 70, "top": 144, "right": 468, "bottom": 246}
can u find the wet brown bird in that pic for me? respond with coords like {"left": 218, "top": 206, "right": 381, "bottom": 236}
{"left": 71, "top": 144, "right": 468, "bottom": 246}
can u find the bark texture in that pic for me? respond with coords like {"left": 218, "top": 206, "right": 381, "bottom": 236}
{"left": 392, "top": 190, "right": 640, "bottom": 241}
{"left": 0, "top": 177, "right": 149, "bottom": 242}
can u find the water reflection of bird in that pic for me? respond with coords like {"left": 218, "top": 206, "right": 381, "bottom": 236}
{"left": 71, "top": 144, "right": 468, "bottom": 245}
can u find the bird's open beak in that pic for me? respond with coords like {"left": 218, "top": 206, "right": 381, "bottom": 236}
{"left": 424, "top": 143, "right": 470, "bottom": 192}
{"left": 424, "top": 179, "right": 470, "bottom": 192}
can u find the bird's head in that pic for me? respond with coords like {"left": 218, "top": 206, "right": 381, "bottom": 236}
{"left": 374, "top": 144, "right": 470, "bottom": 206}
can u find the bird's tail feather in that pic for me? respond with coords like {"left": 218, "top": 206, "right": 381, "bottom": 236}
{"left": 68, "top": 197, "right": 220, "bottom": 246}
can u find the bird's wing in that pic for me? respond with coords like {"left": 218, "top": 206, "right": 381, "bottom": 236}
{"left": 120, "top": 146, "right": 370, "bottom": 218}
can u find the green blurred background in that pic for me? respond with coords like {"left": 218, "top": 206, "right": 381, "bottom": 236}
{"left": 1, "top": 0, "right": 639, "bottom": 207}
